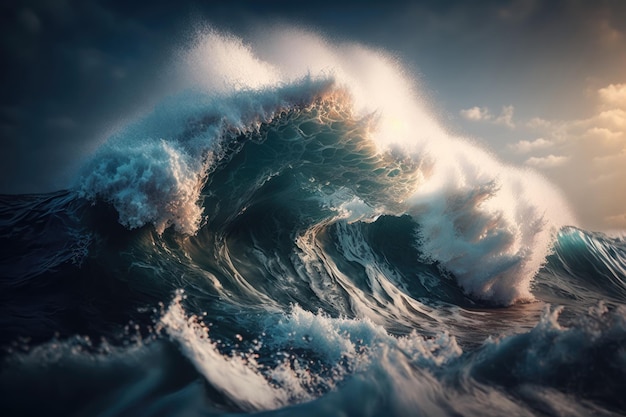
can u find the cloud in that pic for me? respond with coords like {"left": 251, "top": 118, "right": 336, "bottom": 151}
{"left": 526, "top": 117, "right": 553, "bottom": 129}
{"left": 525, "top": 154, "right": 569, "bottom": 168}
{"left": 596, "top": 108, "right": 626, "bottom": 129}
{"left": 510, "top": 137, "right": 552, "bottom": 153}
{"left": 519, "top": 82, "right": 626, "bottom": 230}
{"left": 598, "top": 83, "right": 626, "bottom": 108}
{"left": 585, "top": 126, "right": 622, "bottom": 141}
{"left": 460, "top": 105, "right": 515, "bottom": 128}
{"left": 494, "top": 105, "right": 515, "bottom": 128}
{"left": 460, "top": 106, "right": 492, "bottom": 121}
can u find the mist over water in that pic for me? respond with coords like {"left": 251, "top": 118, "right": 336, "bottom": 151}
{"left": 1, "top": 27, "right": 624, "bottom": 417}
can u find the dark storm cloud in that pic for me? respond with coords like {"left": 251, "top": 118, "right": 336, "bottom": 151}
{"left": 1, "top": 0, "right": 625, "bottom": 193}
{"left": 0, "top": 0, "right": 173, "bottom": 192}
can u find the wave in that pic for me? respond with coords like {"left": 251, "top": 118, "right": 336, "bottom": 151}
{"left": 74, "top": 29, "right": 574, "bottom": 305}
{"left": 537, "top": 227, "right": 626, "bottom": 305}
{"left": 467, "top": 303, "right": 626, "bottom": 412}
{"left": 158, "top": 291, "right": 461, "bottom": 412}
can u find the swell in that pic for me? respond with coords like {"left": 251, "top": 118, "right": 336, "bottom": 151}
{"left": 0, "top": 191, "right": 174, "bottom": 347}
{"left": 535, "top": 227, "right": 626, "bottom": 306}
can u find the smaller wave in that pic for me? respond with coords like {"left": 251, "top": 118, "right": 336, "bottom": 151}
{"left": 541, "top": 227, "right": 626, "bottom": 303}
{"left": 468, "top": 302, "right": 626, "bottom": 411}
{"left": 158, "top": 291, "right": 461, "bottom": 412}
{"left": 0, "top": 332, "right": 209, "bottom": 417}
{"left": 0, "top": 191, "right": 89, "bottom": 282}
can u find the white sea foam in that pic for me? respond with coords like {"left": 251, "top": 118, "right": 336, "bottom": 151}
{"left": 159, "top": 293, "right": 289, "bottom": 411}
{"left": 406, "top": 145, "right": 575, "bottom": 304}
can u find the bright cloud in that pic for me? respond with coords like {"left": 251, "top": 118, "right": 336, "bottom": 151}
{"left": 510, "top": 137, "right": 552, "bottom": 153}
{"left": 598, "top": 83, "right": 626, "bottom": 108}
{"left": 525, "top": 154, "right": 569, "bottom": 168}
{"left": 585, "top": 126, "right": 622, "bottom": 141}
{"left": 460, "top": 106, "right": 491, "bottom": 121}
{"left": 460, "top": 105, "right": 515, "bottom": 128}
{"left": 519, "top": 82, "right": 626, "bottom": 230}
{"left": 596, "top": 109, "right": 626, "bottom": 130}
{"left": 494, "top": 105, "right": 515, "bottom": 128}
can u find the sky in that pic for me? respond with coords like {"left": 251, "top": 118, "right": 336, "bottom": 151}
{"left": 1, "top": 0, "right": 625, "bottom": 231}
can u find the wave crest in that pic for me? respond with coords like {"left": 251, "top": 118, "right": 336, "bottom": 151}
{"left": 77, "top": 77, "right": 336, "bottom": 234}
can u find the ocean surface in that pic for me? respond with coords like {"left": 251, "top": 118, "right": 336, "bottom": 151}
{"left": 1, "top": 30, "right": 625, "bottom": 417}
